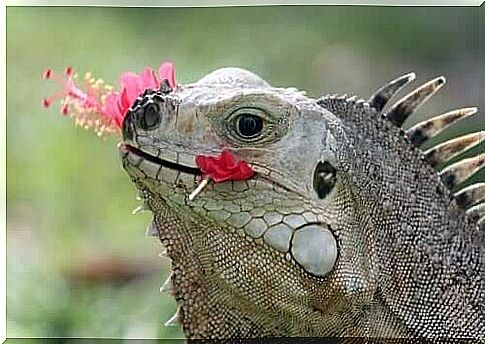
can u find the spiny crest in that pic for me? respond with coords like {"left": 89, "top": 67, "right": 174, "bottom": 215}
{"left": 454, "top": 183, "right": 485, "bottom": 209}
{"left": 423, "top": 132, "right": 483, "bottom": 167}
{"left": 368, "top": 72, "right": 416, "bottom": 112}
{"left": 386, "top": 76, "right": 446, "bottom": 127}
{"left": 366, "top": 73, "right": 484, "bottom": 228}
{"left": 407, "top": 107, "right": 477, "bottom": 146}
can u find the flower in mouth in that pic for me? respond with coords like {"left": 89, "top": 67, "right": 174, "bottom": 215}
{"left": 42, "top": 62, "right": 177, "bottom": 136}
{"left": 195, "top": 150, "right": 255, "bottom": 183}
{"left": 188, "top": 150, "right": 256, "bottom": 200}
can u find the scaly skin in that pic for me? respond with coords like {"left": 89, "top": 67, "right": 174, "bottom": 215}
{"left": 119, "top": 68, "right": 484, "bottom": 338}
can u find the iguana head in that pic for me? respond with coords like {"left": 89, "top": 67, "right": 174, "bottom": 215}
{"left": 119, "top": 67, "right": 483, "bottom": 338}
{"left": 119, "top": 67, "right": 374, "bottom": 337}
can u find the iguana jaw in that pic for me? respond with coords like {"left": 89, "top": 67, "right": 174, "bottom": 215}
{"left": 120, "top": 143, "right": 202, "bottom": 176}
{"left": 119, "top": 136, "right": 371, "bottom": 338}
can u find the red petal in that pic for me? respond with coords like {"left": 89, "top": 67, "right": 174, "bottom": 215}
{"left": 140, "top": 67, "right": 160, "bottom": 89}
{"left": 119, "top": 88, "right": 131, "bottom": 112}
{"left": 104, "top": 92, "right": 124, "bottom": 127}
{"left": 220, "top": 150, "right": 235, "bottom": 167}
{"left": 119, "top": 72, "right": 142, "bottom": 102}
{"left": 159, "top": 62, "right": 177, "bottom": 88}
{"left": 195, "top": 150, "right": 255, "bottom": 183}
{"left": 195, "top": 155, "right": 209, "bottom": 171}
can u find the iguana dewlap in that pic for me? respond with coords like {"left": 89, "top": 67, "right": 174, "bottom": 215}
{"left": 119, "top": 67, "right": 484, "bottom": 338}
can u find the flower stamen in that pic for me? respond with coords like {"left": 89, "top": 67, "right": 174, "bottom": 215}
{"left": 188, "top": 177, "right": 210, "bottom": 201}
{"left": 42, "top": 66, "right": 120, "bottom": 136}
{"left": 42, "top": 61, "right": 178, "bottom": 138}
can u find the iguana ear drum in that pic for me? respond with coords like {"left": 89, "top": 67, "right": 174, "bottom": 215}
{"left": 313, "top": 161, "right": 337, "bottom": 199}
{"left": 291, "top": 223, "right": 338, "bottom": 277}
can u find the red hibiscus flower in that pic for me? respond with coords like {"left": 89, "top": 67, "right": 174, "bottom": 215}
{"left": 42, "top": 62, "right": 177, "bottom": 135}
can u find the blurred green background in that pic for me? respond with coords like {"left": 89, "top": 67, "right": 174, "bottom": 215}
{"left": 6, "top": 5, "right": 484, "bottom": 341}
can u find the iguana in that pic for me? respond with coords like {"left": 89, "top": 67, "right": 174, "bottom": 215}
{"left": 60, "top": 64, "right": 481, "bottom": 338}
{"left": 118, "top": 67, "right": 485, "bottom": 339}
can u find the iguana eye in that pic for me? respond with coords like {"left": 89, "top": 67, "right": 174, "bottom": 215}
{"left": 236, "top": 113, "right": 264, "bottom": 139}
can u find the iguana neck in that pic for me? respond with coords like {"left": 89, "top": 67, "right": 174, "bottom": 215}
{"left": 321, "top": 96, "right": 482, "bottom": 337}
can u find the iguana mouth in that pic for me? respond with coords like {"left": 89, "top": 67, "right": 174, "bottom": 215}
{"left": 121, "top": 143, "right": 202, "bottom": 176}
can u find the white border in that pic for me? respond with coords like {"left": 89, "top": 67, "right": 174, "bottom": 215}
{"left": 2, "top": 1, "right": 482, "bottom": 343}
{"left": 1, "top": 2, "right": 6, "bottom": 343}
{"left": 4, "top": 0, "right": 485, "bottom": 6}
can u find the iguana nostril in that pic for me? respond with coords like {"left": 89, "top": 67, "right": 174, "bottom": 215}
{"left": 140, "top": 103, "right": 161, "bottom": 131}
{"left": 313, "top": 161, "right": 337, "bottom": 199}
